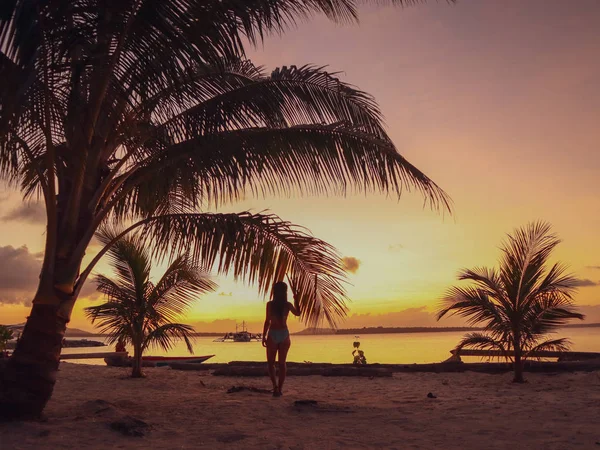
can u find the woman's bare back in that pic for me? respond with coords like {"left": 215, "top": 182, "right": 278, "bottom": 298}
{"left": 267, "top": 301, "right": 294, "bottom": 329}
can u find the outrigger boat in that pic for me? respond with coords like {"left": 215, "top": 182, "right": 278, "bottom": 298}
{"left": 105, "top": 354, "right": 214, "bottom": 367}
{"left": 141, "top": 355, "right": 214, "bottom": 367}
{"left": 213, "top": 321, "right": 261, "bottom": 342}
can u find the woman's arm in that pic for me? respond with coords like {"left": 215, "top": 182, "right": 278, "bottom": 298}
{"left": 288, "top": 295, "right": 301, "bottom": 317}
{"left": 262, "top": 302, "right": 270, "bottom": 347}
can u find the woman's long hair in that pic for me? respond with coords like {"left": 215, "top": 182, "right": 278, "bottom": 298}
{"left": 271, "top": 281, "right": 288, "bottom": 319}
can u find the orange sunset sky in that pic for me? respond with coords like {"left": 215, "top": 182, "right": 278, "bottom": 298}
{"left": 1, "top": 0, "right": 599, "bottom": 333}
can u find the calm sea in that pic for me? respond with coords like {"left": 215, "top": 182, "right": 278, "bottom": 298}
{"left": 63, "top": 327, "right": 600, "bottom": 366}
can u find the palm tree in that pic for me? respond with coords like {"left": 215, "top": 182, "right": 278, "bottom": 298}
{"left": 85, "top": 229, "right": 215, "bottom": 378}
{"left": 0, "top": 1, "right": 451, "bottom": 418}
{"left": 437, "top": 222, "right": 584, "bottom": 383}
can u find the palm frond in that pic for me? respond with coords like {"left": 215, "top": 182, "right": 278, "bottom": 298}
{"left": 95, "top": 225, "right": 152, "bottom": 302}
{"left": 84, "top": 211, "right": 348, "bottom": 327}
{"left": 111, "top": 124, "right": 451, "bottom": 219}
{"left": 152, "top": 64, "right": 389, "bottom": 141}
{"left": 522, "top": 294, "right": 584, "bottom": 338}
{"left": 84, "top": 300, "right": 135, "bottom": 344}
{"left": 525, "top": 262, "right": 579, "bottom": 306}
{"left": 457, "top": 267, "right": 505, "bottom": 298}
{"left": 149, "top": 254, "right": 217, "bottom": 323}
{"left": 142, "top": 211, "right": 349, "bottom": 327}
{"left": 454, "top": 332, "right": 511, "bottom": 361}
{"left": 499, "top": 221, "right": 560, "bottom": 307}
{"left": 94, "top": 274, "right": 137, "bottom": 306}
{"left": 142, "top": 323, "right": 196, "bottom": 354}
{"left": 524, "top": 337, "right": 571, "bottom": 359}
{"left": 437, "top": 286, "right": 509, "bottom": 331}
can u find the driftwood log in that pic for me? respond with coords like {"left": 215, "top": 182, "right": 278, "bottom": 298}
{"left": 451, "top": 349, "right": 600, "bottom": 361}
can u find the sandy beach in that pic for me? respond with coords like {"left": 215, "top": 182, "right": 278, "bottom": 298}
{"left": 1, "top": 363, "right": 599, "bottom": 449}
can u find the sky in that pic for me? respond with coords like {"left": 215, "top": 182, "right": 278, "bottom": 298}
{"left": 1, "top": 0, "right": 600, "bottom": 333}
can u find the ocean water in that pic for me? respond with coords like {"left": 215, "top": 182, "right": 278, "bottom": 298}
{"left": 63, "top": 327, "right": 600, "bottom": 366}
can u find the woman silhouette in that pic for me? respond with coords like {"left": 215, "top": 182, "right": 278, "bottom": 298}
{"left": 262, "top": 281, "right": 300, "bottom": 397}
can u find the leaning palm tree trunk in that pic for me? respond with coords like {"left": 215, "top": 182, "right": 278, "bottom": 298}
{"left": 513, "top": 335, "right": 524, "bottom": 383}
{"left": 132, "top": 339, "right": 144, "bottom": 379}
{"left": 0, "top": 1, "right": 451, "bottom": 419}
{"left": 1, "top": 303, "right": 71, "bottom": 417}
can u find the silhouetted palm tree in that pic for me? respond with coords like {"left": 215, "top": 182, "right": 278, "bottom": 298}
{"left": 85, "top": 228, "right": 215, "bottom": 378}
{"left": 437, "top": 222, "right": 583, "bottom": 383}
{"left": 0, "top": 1, "right": 451, "bottom": 418}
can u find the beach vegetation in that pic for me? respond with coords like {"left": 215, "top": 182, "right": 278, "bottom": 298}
{"left": 437, "top": 222, "right": 584, "bottom": 382}
{"left": 84, "top": 229, "right": 214, "bottom": 378}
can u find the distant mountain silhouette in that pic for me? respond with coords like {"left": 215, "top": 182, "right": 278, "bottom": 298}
{"left": 65, "top": 328, "right": 96, "bottom": 337}
{"left": 297, "top": 323, "right": 600, "bottom": 336}
{"left": 6, "top": 324, "right": 95, "bottom": 337}
{"left": 293, "top": 327, "right": 336, "bottom": 335}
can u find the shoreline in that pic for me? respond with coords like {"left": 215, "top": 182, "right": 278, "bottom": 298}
{"left": 171, "top": 359, "right": 600, "bottom": 376}
{"left": 55, "top": 322, "right": 600, "bottom": 339}
{"left": 2, "top": 363, "right": 599, "bottom": 449}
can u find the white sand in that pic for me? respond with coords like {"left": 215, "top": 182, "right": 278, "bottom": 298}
{"left": 2, "top": 363, "right": 600, "bottom": 449}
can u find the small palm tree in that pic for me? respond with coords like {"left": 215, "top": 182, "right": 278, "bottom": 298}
{"left": 437, "top": 222, "right": 584, "bottom": 383}
{"left": 84, "top": 229, "right": 216, "bottom": 378}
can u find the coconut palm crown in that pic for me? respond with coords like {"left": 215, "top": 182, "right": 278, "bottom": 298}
{"left": 85, "top": 228, "right": 215, "bottom": 378}
{"left": 437, "top": 222, "right": 584, "bottom": 382}
{"left": 0, "top": 0, "right": 451, "bottom": 418}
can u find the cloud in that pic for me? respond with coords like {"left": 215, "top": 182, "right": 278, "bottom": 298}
{"left": 218, "top": 292, "right": 233, "bottom": 297}
{"left": 0, "top": 246, "right": 42, "bottom": 304}
{"left": 575, "top": 305, "right": 600, "bottom": 323}
{"left": 342, "top": 306, "right": 467, "bottom": 328}
{"left": 388, "top": 244, "right": 404, "bottom": 252}
{"left": 585, "top": 266, "right": 600, "bottom": 270}
{"left": 342, "top": 256, "right": 361, "bottom": 274}
{"left": 78, "top": 280, "right": 103, "bottom": 301}
{"left": 0, "top": 245, "right": 103, "bottom": 305}
{"left": 1, "top": 202, "right": 46, "bottom": 225}
{"left": 573, "top": 279, "right": 599, "bottom": 287}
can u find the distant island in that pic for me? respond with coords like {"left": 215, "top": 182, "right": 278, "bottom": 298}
{"left": 294, "top": 326, "right": 477, "bottom": 335}
{"left": 69, "top": 331, "right": 227, "bottom": 338}
{"left": 5, "top": 324, "right": 98, "bottom": 338}
{"left": 65, "top": 328, "right": 97, "bottom": 337}
{"left": 295, "top": 323, "right": 600, "bottom": 336}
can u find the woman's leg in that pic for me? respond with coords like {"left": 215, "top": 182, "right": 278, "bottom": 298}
{"left": 277, "top": 337, "right": 291, "bottom": 394}
{"left": 266, "top": 338, "right": 278, "bottom": 392}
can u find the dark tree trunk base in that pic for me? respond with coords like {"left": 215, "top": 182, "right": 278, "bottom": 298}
{"left": 0, "top": 303, "right": 67, "bottom": 421}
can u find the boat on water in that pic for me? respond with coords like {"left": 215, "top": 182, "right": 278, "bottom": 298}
{"left": 213, "top": 321, "right": 262, "bottom": 342}
{"left": 105, "top": 354, "right": 214, "bottom": 367}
